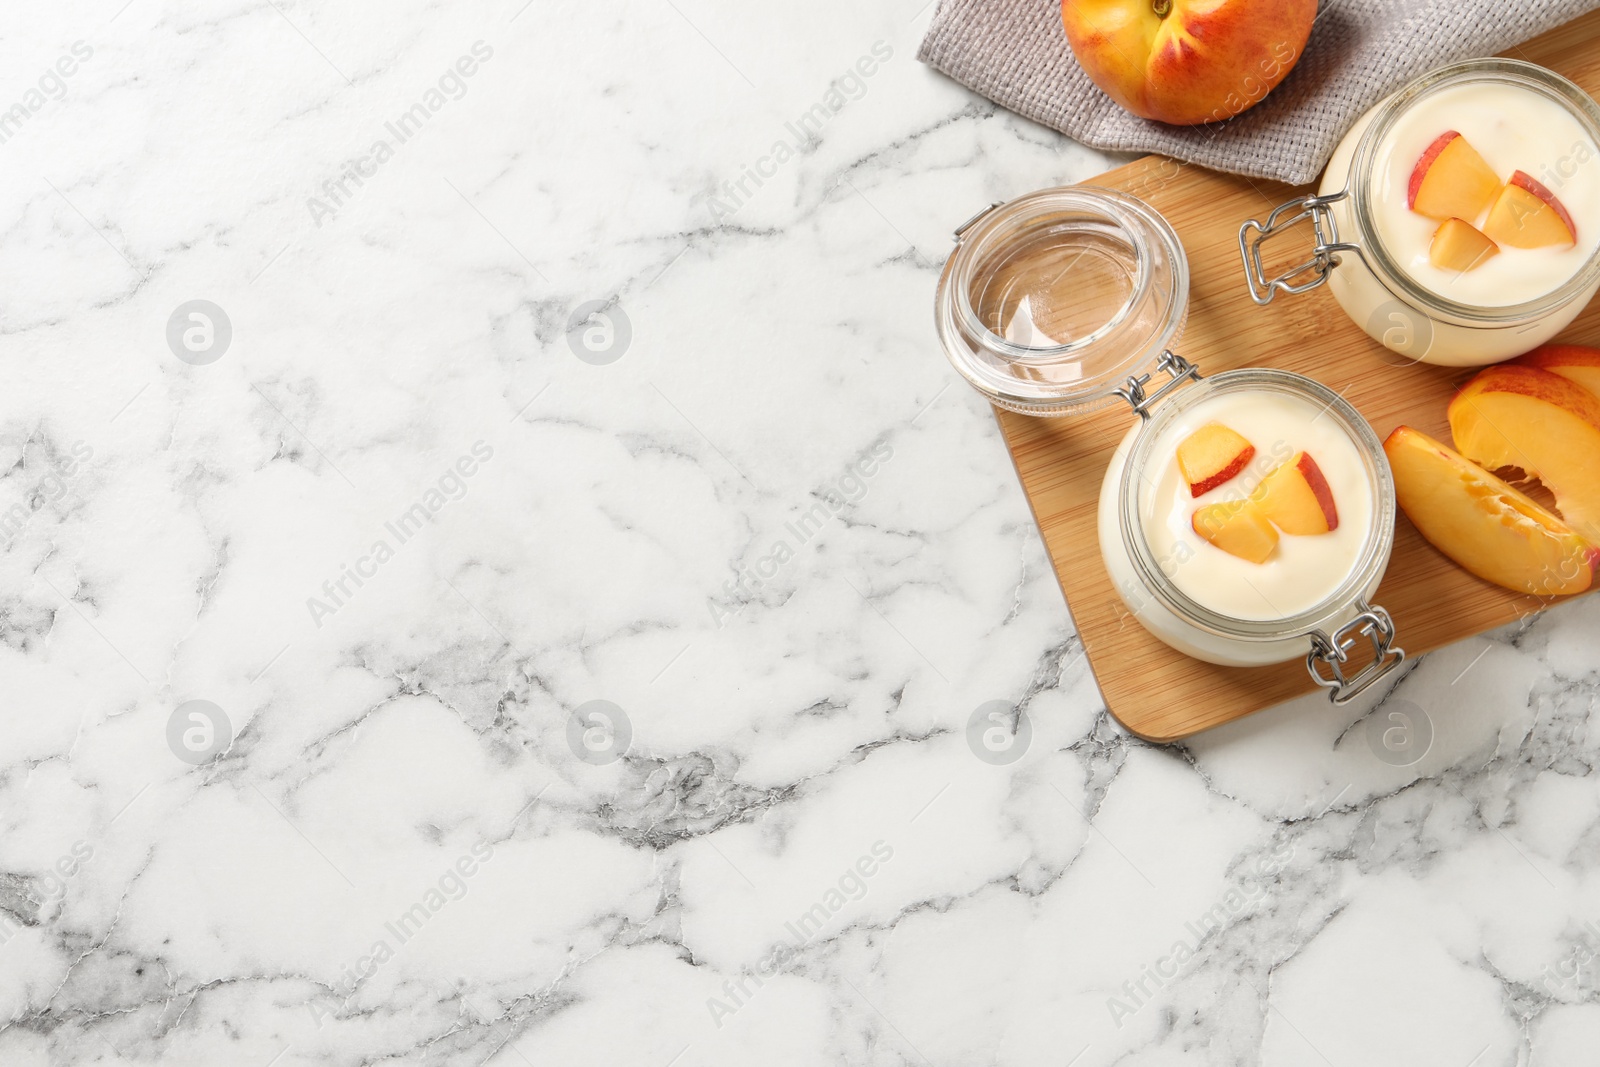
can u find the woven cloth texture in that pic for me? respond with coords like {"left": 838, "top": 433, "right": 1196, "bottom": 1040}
{"left": 918, "top": 0, "right": 1600, "bottom": 185}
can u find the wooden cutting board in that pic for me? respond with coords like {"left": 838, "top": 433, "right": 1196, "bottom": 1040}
{"left": 1000, "top": 12, "right": 1600, "bottom": 742}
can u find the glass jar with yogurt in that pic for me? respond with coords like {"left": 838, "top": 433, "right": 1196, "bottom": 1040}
{"left": 938, "top": 186, "right": 1404, "bottom": 703}
{"left": 1241, "top": 58, "right": 1600, "bottom": 366}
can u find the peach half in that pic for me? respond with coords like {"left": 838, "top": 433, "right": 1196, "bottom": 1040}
{"left": 1408, "top": 132, "right": 1501, "bottom": 222}
{"left": 1386, "top": 426, "right": 1597, "bottom": 596}
{"left": 1176, "top": 423, "right": 1256, "bottom": 497}
{"left": 1448, "top": 364, "right": 1600, "bottom": 543}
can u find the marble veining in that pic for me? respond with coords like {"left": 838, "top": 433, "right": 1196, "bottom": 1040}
{"left": 1, "top": 1, "right": 1599, "bottom": 1064}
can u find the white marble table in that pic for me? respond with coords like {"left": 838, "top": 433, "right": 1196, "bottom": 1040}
{"left": 3, "top": 2, "right": 1600, "bottom": 1064}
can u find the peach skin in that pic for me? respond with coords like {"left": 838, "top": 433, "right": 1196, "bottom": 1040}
{"left": 1386, "top": 425, "right": 1597, "bottom": 597}
{"left": 1061, "top": 0, "right": 1317, "bottom": 125}
{"left": 1449, "top": 364, "right": 1600, "bottom": 543}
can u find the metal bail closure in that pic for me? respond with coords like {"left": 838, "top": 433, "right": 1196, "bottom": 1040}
{"left": 1113, "top": 350, "right": 1202, "bottom": 419}
{"left": 953, "top": 201, "right": 1003, "bottom": 242}
{"left": 1306, "top": 602, "right": 1405, "bottom": 705}
{"left": 1239, "top": 190, "right": 1364, "bottom": 306}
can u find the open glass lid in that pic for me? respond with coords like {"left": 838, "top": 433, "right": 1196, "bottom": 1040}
{"left": 935, "top": 186, "right": 1191, "bottom": 417}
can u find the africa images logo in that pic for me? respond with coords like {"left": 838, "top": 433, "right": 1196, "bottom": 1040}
{"left": 704, "top": 840, "right": 894, "bottom": 1029}
{"left": 305, "top": 441, "right": 493, "bottom": 628}
{"left": 306, "top": 41, "right": 495, "bottom": 227}
{"left": 0, "top": 41, "right": 93, "bottom": 146}
{"left": 707, "top": 436, "right": 892, "bottom": 628}
{"left": 704, "top": 41, "right": 893, "bottom": 222}
{"left": 308, "top": 841, "right": 495, "bottom": 1027}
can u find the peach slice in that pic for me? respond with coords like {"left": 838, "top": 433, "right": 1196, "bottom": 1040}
{"left": 1408, "top": 131, "right": 1502, "bottom": 222}
{"left": 1514, "top": 343, "right": 1600, "bottom": 401}
{"left": 1429, "top": 218, "right": 1499, "bottom": 273}
{"left": 1251, "top": 451, "right": 1338, "bottom": 534}
{"left": 1482, "top": 171, "right": 1577, "bottom": 248}
{"left": 1449, "top": 364, "right": 1600, "bottom": 542}
{"left": 1176, "top": 423, "right": 1256, "bottom": 497}
{"left": 1192, "top": 500, "right": 1278, "bottom": 564}
{"left": 1385, "top": 426, "right": 1597, "bottom": 596}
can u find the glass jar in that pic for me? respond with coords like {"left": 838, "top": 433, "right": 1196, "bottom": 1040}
{"left": 1240, "top": 58, "right": 1600, "bottom": 367}
{"left": 938, "top": 186, "right": 1404, "bottom": 703}
{"left": 936, "top": 187, "right": 1189, "bottom": 416}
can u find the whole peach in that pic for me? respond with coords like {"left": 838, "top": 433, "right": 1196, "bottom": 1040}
{"left": 1061, "top": 0, "right": 1318, "bottom": 125}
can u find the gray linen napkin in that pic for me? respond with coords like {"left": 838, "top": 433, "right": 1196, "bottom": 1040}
{"left": 918, "top": 0, "right": 1600, "bottom": 185}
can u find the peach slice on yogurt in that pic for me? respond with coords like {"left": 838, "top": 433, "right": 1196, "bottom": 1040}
{"left": 1251, "top": 451, "right": 1339, "bottom": 535}
{"left": 1428, "top": 218, "right": 1499, "bottom": 273}
{"left": 1408, "top": 131, "right": 1502, "bottom": 222}
{"left": 1385, "top": 425, "right": 1597, "bottom": 596}
{"left": 1483, "top": 171, "right": 1577, "bottom": 248}
{"left": 1176, "top": 422, "right": 1256, "bottom": 497}
{"left": 1192, "top": 499, "right": 1278, "bottom": 564}
{"left": 1449, "top": 364, "right": 1600, "bottom": 542}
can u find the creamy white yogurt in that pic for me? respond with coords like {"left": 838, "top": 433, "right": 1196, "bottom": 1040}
{"left": 1369, "top": 80, "right": 1600, "bottom": 307}
{"left": 1141, "top": 389, "right": 1375, "bottom": 622}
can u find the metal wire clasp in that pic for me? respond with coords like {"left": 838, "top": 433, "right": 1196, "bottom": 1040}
{"left": 953, "top": 201, "right": 1003, "bottom": 241}
{"left": 1113, "top": 351, "right": 1202, "bottom": 419}
{"left": 1239, "top": 190, "right": 1365, "bottom": 305}
{"left": 1306, "top": 602, "right": 1405, "bottom": 705}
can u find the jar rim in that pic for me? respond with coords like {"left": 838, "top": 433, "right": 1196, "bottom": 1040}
{"left": 935, "top": 186, "right": 1189, "bottom": 416}
{"left": 1345, "top": 57, "right": 1600, "bottom": 326}
{"left": 1117, "top": 368, "right": 1396, "bottom": 641}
